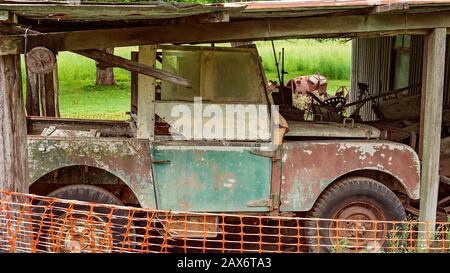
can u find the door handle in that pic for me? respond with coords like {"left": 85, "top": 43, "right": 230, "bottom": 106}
{"left": 152, "top": 159, "right": 171, "bottom": 164}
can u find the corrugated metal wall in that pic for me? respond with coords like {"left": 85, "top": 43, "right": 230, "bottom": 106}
{"left": 350, "top": 37, "right": 392, "bottom": 121}
{"left": 351, "top": 35, "right": 449, "bottom": 121}
{"left": 408, "top": 36, "right": 424, "bottom": 96}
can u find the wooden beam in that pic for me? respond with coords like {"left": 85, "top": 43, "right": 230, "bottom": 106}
{"left": 0, "top": 54, "right": 28, "bottom": 193}
{"left": 136, "top": 45, "right": 156, "bottom": 140}
{"left": 418, "top": 28, "right": 447, "bottom": 252}
{"left": 2, "top": 11, "right": 450, "bottom": 55}
{"left": 74, "top": 49, "right": 191, "bottom": 88}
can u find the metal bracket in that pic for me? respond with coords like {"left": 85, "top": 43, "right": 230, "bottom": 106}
{"left": 250, "top": 146, "right": 282, "bottom": 161}
{"left": 270, "top": 193, "right": 280, "bottom": 210}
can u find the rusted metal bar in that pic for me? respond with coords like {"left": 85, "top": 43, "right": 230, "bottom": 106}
{"left": 344, "top": 84, "right": 421, "bottom": 108}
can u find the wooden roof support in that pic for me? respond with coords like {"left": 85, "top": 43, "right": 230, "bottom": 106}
{"left": 74, "top": 49, "right": 191, "bottom": 88}
{"left": 136, "top": 45, "right": 156, "bottom": 141}
{"left": 3, "top": 11, "right": 450, "bottom": 55}
{"left": 0, "top": 53, "right": 28, "bottom": 194}
{"left": 418, "top": 28, "right": 447, "bottom": 251}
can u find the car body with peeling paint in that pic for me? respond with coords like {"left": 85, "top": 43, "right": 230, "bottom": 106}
{"left": 26, "top": 45, "right": 421, "bottom": 252}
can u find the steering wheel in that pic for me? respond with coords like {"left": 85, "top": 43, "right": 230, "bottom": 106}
{"left": 323, "top": 96, "right": 347, "bottom": 109}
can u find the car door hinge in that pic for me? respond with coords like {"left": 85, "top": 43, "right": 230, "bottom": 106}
{"left": 250, "top": 147, "right": 282, "bottom": 161}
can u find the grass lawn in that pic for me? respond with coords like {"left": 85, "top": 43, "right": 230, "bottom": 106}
{"left": 48, "top": 40, "right": 351, "bottom": 119}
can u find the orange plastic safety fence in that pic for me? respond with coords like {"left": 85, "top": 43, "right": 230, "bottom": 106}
{"left": 1, "top": 191, "right": 449, "bottom": 253}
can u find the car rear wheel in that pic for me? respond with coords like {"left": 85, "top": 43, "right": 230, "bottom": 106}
{"left": 305, "top": 177, "right": 406, "bottom": 253}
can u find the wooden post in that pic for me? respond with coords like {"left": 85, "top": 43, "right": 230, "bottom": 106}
{"left": 25, "top": 67, "right": 40, "bottom": 116}
{"left": 0, "top": 54, "right": 28, "bottom": 193}
{"left": 418, "top": 28, "right": 447, "bottom": 251}
{"left": 38, "top": 74, "right": 47, "bottom": 116}
{"left": 53, "top": 62, "right": 60, "bottom": 117}
{"left": 41, "top": 63, "right": 59, "bottom": 117}
{"left": 136, "top": 45, "right": 156, "bottom": 140}
{"left": 130, "top": 51, "right": 139, "bottom": 115}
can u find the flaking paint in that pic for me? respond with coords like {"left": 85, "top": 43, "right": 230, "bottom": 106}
{"left": 27, "top": 136, "right": 156, "bottom": 208}
{"left": 280, "top": 140, "right": 421, "bottom": 212}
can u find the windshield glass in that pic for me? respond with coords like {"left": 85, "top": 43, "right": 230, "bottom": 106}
{"left": 161, "top": 46, "right": 266, "bottom": 103}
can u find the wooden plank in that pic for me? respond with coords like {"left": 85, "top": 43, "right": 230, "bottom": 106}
{"left": 418, "top": 28, "right": 447, "bottom": 252}
{"left": 53, "top": 60, "right": 60, "bottom": 117}
{"left": 130, "top": 51, "right": 138, "bottom": 115}
{"left": 0, "top": 54, "right": 28, "bottom": 193}
{"left": 136, "top": 45, "right": 156, "bottom": 140}
{"left": 74, "top": 49, "right": 191, "bottom": 88}
{"left": 25, "top": 59, "right": 59, "bottom": 117}
{"left": 0, "top": 3, "right": 240, "bottom": 22}
{"left": 43, "top": 67, "right": 57, "bottom": 117}
{"left": 25, "top": 67, "right": 40, "bottom": 116}
{"left": 38, "top": 73, "right": 46, "bottom": 116}
{"left": 2, "top": 11, "right": 450, "bottom": 55}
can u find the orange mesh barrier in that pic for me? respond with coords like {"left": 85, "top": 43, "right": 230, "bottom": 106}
{"left": 0, "top": 191, "right": 449, "bottom": 253}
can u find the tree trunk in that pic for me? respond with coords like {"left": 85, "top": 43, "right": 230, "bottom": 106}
{"left": 96, "top": 47, "right": 116, "bottom": 86}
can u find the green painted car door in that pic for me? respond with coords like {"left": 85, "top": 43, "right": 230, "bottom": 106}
{"left": 151, "top": 144, "right": 272, "bottom": 212}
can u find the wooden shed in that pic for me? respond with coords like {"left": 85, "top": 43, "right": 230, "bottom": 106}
{"left": 1, "top": 0, "right": 450, "bottom": 246}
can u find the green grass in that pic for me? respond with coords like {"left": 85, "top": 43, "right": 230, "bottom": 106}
{"left": 53, "top": 47, "right": 136, "bottom": 119}
{"left": 37, "top": 40, "right": 351, "bottom": 119}
{"left": 257, "top": 39, "right": 352, "bottom": 81}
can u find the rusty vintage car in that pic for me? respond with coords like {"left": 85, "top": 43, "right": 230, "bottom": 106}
{"left": 26, "top": 45, "right": 420, "bottom": 252}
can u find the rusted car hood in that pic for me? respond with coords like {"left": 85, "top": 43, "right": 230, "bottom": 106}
{"left": 284, "top": 121, "right": 380, "bottom": 139}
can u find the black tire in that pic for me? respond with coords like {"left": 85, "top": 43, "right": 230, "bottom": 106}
{"left": 33, "top": 185, "right": 134, "bottom": 253}
{"left": 305, "top": 177, "right": 406, "bottom": 253}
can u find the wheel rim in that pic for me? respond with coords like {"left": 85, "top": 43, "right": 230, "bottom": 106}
{"left": 328, "top": 201, "right": 388, "bottom": 252}
{"left": 47, "top": 214, "right": 113, "bottom": 253}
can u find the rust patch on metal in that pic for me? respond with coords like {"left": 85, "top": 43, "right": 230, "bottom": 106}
{"left": 280, "top": 140, "right": 420, "bottom": 212}
{"left": 27, "top": 136, "right": 155, "bottom": 208}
